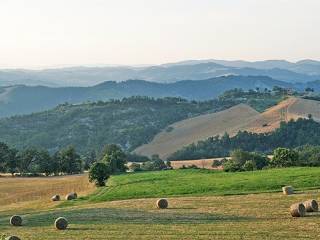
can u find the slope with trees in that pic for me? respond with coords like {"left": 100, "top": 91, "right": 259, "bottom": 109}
{"left": 168, "top": 118, "right": 320, "bottom": 160}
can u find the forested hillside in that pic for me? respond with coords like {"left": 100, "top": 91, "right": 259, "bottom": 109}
{"left": 0, "top": 88, "right": 287, "bottom": 155}
{"left": 0, "top": 97, "right": 217, "bottom": 154}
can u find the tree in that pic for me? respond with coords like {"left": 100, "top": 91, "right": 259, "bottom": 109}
{"left": 89, "top": 162, "right": 111, "bottom": 186}
{"left": 101, "top": 144, "right": 127, "bottom": 173}
{"left": 230, "top": 149, "right": 251, "bottom": 166}
{"left": 17, "top": 148, "right": 39, "bottom": 174}
{"left": 0, "top": 142, "right": 14, "bottom": 174}
{"left": 37, "top": 150, "right": 52, "bottom": 176}
{"left": 60, "top": 146, "right": 82, "bottom": 174}
{"left": 51, "top": 151, "right": 62, "bottom": 176}
{"left": 6, "top": 148, "right": 18, "bottom": 176}
{"left": 242, "top": 160, "right": 256, "bottom": 171}
{"left": 270, "top": 148, "right": 298, "bottom": 167}
{"left": 84, "top": 150, "right": 97, "bottom": 170}
{"left": 223, "top": 160, "right": 242, "bottom": 172}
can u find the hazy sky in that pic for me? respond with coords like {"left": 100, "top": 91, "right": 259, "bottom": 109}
{"left": 0, "top": 0, "right": 320, "bottom": 68}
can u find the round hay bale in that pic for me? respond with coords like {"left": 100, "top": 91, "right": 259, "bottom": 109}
{"left": 51, "top": 194, "right": 61, "bottom": 201}
{"left": 303, "top": 199, "right": 318, "bottom": 212}
{"left": 156, "top": 199, "right": 168, "bottom": 209}
{"left": 290, "top": 203, "right": 306, "bottom": 217}
{"left": 282, "top": 186, "right": 294, "bottom": 195}
{"left": 65, "top": 192, "right": 77, "bottom": 201}
{"left": 5, "top": 236, "right": 21, "bottom": 240}
{"left": 10, "top": 215, "right": 22, "bottom": 226}
{"left": 54, "top": 217, "right": 68, "bottom": 230}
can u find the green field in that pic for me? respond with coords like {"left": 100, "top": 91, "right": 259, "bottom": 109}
{"left": 2, "top": 168, "right": 320, "bottom": 239}
{"left": 84, "top": 168, "right": 320, "bottom": 202}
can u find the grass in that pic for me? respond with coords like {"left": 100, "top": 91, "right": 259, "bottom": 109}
{"left": 84, "top": 168, "right": 320, "bottom": 202}
{"left": 1, "top": 168, "right": 320, "bottom": 239}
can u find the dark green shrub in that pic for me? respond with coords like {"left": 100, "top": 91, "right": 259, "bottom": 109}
{"left": 89, "top": 162, "right": 111, "bottom": 187}
{"left": 270, "top": 148, "right": 298, "bottom": 167}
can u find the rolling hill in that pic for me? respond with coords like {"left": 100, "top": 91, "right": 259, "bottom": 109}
{"left": 240, "top": 97, "right": 320, "bottom": 133}
{"left": 0, "top": 75, "right": 292, "bottom": 118}
{"left": 136, "top": 97, "right": 320, "bottom": 159}
{"left": 0, "top": 97, "right": 220, "bottom": 154}
{"left": 134, "top": 104, "right": 260, "bottom": 159}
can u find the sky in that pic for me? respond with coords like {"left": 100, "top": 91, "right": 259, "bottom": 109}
{"left": 0, "top": 0, "right": 320, "bottom": 68}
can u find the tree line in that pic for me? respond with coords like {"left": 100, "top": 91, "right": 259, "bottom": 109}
{"left": 220, "top": 145, "right": 320, "bottom": 172}
{"left": 0, "top": 143, "right": 83, "bottom": 176}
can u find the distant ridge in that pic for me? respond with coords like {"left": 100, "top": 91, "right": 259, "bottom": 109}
{"left": 0, "top": 75, "right": 293, "bottom": 118}
{"left": 1, "top": 59, "right": 320, "bottom": 87}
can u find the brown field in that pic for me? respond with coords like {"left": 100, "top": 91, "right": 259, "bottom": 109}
{"left": 135, "top": 97, "right": 320, "bottom": 160}
{"left": 239, "top": 97, "right": 320, "bottom": 133}
{"left": 134, "top": 104, "right": 259, "bottom": 159}
{"left": 0, "top": 174, "right": 94, "bottom": 211}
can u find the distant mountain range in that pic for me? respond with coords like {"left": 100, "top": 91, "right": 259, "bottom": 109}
{"left": 1, "top": 59, "right": 320, "bottom": 87}
{"left": 0, "top": 75, "right": 319, "bottom": 118}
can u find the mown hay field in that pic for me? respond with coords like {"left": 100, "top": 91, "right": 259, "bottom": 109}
{"left": 1, "top": 168, "right": 320, "bottom": 239}
{"left": 2, "top": 191, "right": 320, "bottom": 239}
{"left": 0, "top": 174, "right": 94, "bottom": 211}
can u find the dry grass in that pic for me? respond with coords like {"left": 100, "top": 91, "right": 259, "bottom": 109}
{"left": 135, "top": 104, "right": 259, "bottom": 159}
{"left": 2, "top": 191, "right": 320, "bottom": 239}
{"left": 0, "top": 174, "right": 94, "bottom": 211}
{"left": 134, "top": 97, "right": 320, "bottom": 159}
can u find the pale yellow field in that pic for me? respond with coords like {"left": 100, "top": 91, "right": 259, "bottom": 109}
{"left": 0, "top": 174, "right": 94, "bottom": 212}
{"left": 134, "top": 104, "right": 259, "bottom": 159}
{"left": 239, "top": 97, "right": 320, "bottom": 133}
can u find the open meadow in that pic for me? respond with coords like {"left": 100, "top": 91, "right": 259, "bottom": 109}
{"left": 1, "top": 168, "right": 320, "bottom": 239}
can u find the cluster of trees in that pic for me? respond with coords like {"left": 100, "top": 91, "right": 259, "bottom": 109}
{"left": 222, "top": 149, "right": 268, "bottom": 172}
{"left": 220, "top": 145, "right": 320, "bottom": 172}
{"left": 128, "top": 154, "right": 171, "bottom": 172}
{"left": 169, "top": 118, "right": 320, "bottom": 161}
{"left": 0, "top": 143, "right": 82, "bottom": 176}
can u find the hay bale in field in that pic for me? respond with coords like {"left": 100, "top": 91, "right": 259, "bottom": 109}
{"left": 282, "top": 186, "right": 294, "bottom": 195}
{"left": 51, "top": 194, "right": 61, "bottom": 201}
{"left": 5, "top": 236, "right": 21, "bottom": 240}
{"left": 156, "top": 199, "right": 168, "bottom": 209}
{"left": 10, "top": 215, "right": 22, "bottom": 226}
{"left": 54, "top": 217, "right": 68, "bottom": 230}
{"left": 290, "top": 203, "right": 306, "bottom": 217}
{"left": 303, "top": 199, "right": 318, "bottom": 212}
{"left": 65, "top": 192, "right": 77, "bottom": 200}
